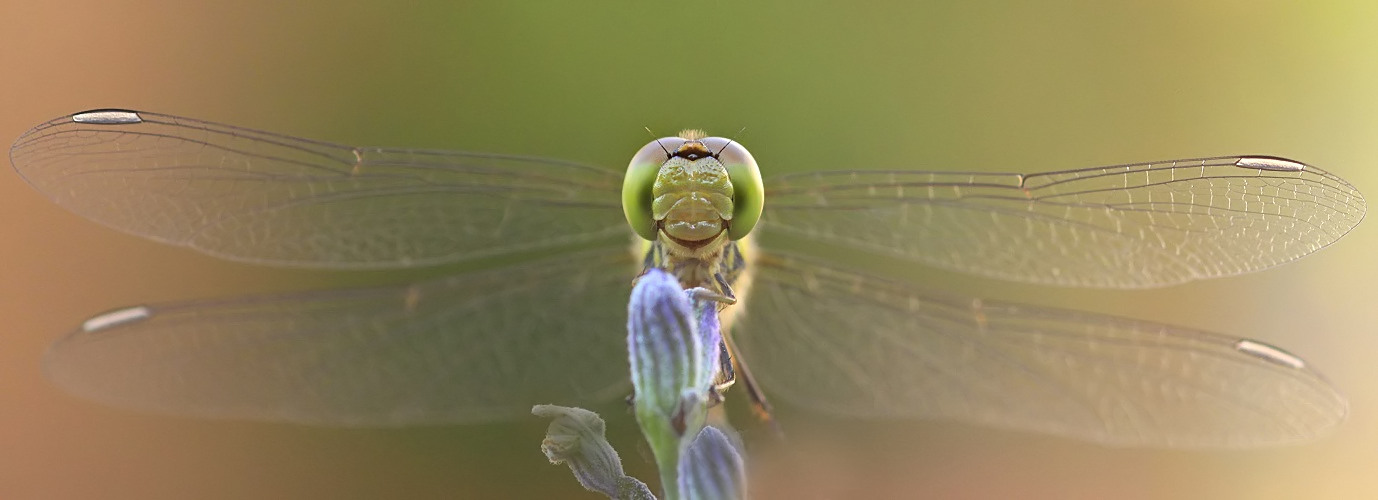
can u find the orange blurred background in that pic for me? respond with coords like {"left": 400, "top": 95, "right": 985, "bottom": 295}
{"left": 3, "top": 2, "right": 1378, "bottom": 499}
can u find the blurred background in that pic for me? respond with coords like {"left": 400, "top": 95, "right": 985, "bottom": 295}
{"left": 3, "top": 1, "right": 1377, "bottom": 499}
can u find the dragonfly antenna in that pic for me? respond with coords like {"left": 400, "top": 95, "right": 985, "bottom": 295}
{"left": 714, "top": 126, "right": 748, "bottom": 156}
{"left": 644, "top": 126, "right": 672, "bottom": 157}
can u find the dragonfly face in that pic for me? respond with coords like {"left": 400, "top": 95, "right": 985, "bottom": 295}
{"left": 623, "top": 131, "right": 764, "bottom": 260}
{"left": 7, "top": 109, "right": 1366, "bottom": 448}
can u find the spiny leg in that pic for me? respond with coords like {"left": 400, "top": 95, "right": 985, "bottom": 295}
{"left": 688, "top": 286, "right": 737, "bottom": 408}
{"left": 722, "top": 329, "right": 781, "bottom": 436}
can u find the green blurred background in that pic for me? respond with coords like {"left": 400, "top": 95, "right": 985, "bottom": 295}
{"left": 3, "top": 1, "right": 1377, "bottom": 498}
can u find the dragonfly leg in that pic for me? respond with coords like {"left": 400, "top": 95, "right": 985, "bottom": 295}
{"left": 687, "top": 287, "right": 739, "bottom": 408}
{"left": 713, "top": 272, "right": 739, "bottom": 306}
{"left": 708, "top": 338, "right": 735, "bottom": 406}
{"left": 722, "top": 329, "right": 782, "bottom": 436}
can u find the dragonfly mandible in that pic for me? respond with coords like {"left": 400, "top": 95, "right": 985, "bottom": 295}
{"left": 9, "top": 109, "right": 1366, "bottom": 447}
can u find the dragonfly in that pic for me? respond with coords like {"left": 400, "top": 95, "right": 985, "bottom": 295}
{"left": 9, "top": 109, "right": 1365, "bottom": 448}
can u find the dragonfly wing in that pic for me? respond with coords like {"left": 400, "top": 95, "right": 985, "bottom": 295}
{"left": 734, "top": 251, "right": 1346, "bottom": 447}
{"left": 10, "top": 110, "right": 627, "bottom": 268}
{"left": 44, "top": 247, "right": 639, "bottom": 426}
{"left": 762, "top": 156, "right": 1366, "bottom": 288}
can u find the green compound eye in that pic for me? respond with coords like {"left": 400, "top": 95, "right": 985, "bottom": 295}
{"left": 700, "top": 138, "right": 763, "bottom": 240}
{"left": 623, "top": 137, "right": 686, "bottom": 241}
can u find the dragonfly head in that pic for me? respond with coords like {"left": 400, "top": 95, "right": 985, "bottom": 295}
{"left": 622, "top": 131, "right": 764, "bottom": 248}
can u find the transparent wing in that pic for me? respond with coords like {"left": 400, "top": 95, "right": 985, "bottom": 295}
{"left": 9, "top": 110, "right": 627, "bottom": 268}
{"left": 762, "top": 156, "right": 1366, "bottom": 288}
{"left": 43, "top": 248, "right": 639, "bottom": 426}
{"left": 734, "top": 251, "right": 1346, "bottom": 448}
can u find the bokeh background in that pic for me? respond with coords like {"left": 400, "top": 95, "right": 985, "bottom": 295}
{"left": 3, "top": 1, "right": 1378, "bottom": 499}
